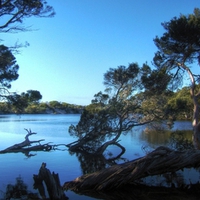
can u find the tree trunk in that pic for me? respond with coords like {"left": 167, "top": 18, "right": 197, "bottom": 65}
{"left": 179, "top": 63, "right": 200, "bottom": 149}
{"left": 33, "top": 163, "right": 68, "bottom": 200}
{"left": 63, "top": 146, "right": 200, "bottom": 192}
{"left": 95, "top": 141, "right": 125, "bottom": 157}
{"left": 95, "top": 128, "right": 123, "bottom": 155}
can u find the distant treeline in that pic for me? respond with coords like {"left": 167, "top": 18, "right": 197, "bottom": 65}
{"left": 0, "top": 100, "right": 84, "bottom": 114}
{"left": 0, "top": 85, "right": 196, "bottom": 118}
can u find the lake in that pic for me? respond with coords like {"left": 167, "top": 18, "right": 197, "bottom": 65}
{"left": 0, "top": 114, "right": 195, "bottom": 199}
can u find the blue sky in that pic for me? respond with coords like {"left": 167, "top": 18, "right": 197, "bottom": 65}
{"left": 1, "top": 0, "right": 199, "bottom": 105}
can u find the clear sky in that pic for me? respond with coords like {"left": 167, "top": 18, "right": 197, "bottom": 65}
{"left": 1, "top": 0, "right": 199, "bottom": 105}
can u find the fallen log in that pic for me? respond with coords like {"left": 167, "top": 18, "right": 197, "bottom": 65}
{"left": 63, "top": 146, "right": 200, "bottom": 192}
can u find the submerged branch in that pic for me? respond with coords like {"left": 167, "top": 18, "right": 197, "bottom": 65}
{"left": 0, "top": 129, "right": 67, "bottom": 156}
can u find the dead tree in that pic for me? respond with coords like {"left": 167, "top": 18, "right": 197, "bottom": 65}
{"left": 0, "top": 129, "right": 66, "bottom": 157}
{"left": 63, "top": 146, "right": 200, "bottom": 192}
{"left": 0, "top": 129, "right": 44, "bottom": 152}
{"left": 33, "top": 163, "right": 68, "bottom": 200}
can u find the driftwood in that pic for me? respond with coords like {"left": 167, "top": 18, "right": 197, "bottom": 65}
{"left": 0, "top": 129, "right": 66, "bottom": 157}
{"left": 63, "top": 146, "right": 200, "bottom": 192}
{"left": 33, "top": 163, "right": 68, "bottom": 200}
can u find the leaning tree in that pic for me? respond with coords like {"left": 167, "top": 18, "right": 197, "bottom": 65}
{"left": 67, "top": 63, "right": 159, "bottom": 157}
{"left": 153, "top": 8, "right": 200, "bottom": 149}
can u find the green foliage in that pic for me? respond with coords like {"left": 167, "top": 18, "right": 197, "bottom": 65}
{"left": 152, "top": 8, "right": 200, "bottom": 127}
{"left": 0, "top": 96, "right": 83, "bottom": 114}
{"left": 68, "top": 56, "right": 197, "bottom": 153}
{"left": 104, "top": 63, "right": 140, "bottom": 98}
{"left": 141, "top": 63, "right": 172, "bottom": 95}
{"left": 21, "top": 90, "right": 42, "bottom": 103}
{"left": 7, "top": 93, "right": 28, "bottom": 113}
{"left": 166, "top": 86, "right": 193, "bottom": 119}
{"left": 140, "top": 93, "right": 171, "bottom": 121}
{"left": 153, "top": 8, "right": 200, "bottom": 83}
{"left": 47, "top": 101, "right": 83, "bottom": 114}
{"left": 7, "top": 90, "right": 42, "bottom": 113}
{"left": 91, "top": 91, "right": 109, "bottom": 105}
{"left": 0, "top": 1, "right": 55, "bottom": 104}
{"left": 49, "top": 100, "right": 62, "bottom": 109}
{"left": 0, "top": 102, "right": 10, "bottom": 113}
{"left": 154, "top": 8, "right": 200, "bottom": 63}
{"left": 68, "top": 63, "right": 152, "bottom": 154}
{"left": 25, "top": 102, "right": 48, "bottom": 114}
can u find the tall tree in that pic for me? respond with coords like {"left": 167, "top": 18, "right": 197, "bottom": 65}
{"left": 153, "top": 8, "right": 200, "bottom": 148}
{"left": 0, "top": 0, "right": 55, "bottom": 33}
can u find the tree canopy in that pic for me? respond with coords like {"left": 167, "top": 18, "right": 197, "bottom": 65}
{"left": 153, "top": 8, "right": 200, "bottom": 148}
{"left": 154, "top": 8, "right": 200, "bottom": 68}
{"left": 67, "top": 8, "right": 200, "bottom": 155}
{"left": 0, "top": 0, "right": 55, "bottom": 108}
{"left": 7, "top": 90, "right": 42, "bottom": 113}
{"left": 0, "top": 45, "right": 19, "bottom": 99}
{"left": 21, "top": 90, "right": 42, "bottom": 103}
{"left": 0, "top": 0, "right": 55, "bottom": 33}
{"left": 67, "top": 63, "right": 162, "bottom": 155}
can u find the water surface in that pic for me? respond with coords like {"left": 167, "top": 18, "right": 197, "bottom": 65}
{"left": 0, "top": 114, "right": 194, "bottom": 199}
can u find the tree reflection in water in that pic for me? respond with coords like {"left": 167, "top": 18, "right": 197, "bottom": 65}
{"left": 1, "top": 176, "right": 40, "bottom": 200}
{"left": 2, "top": 130, "right": 200, "bottom": 200}
{"left": 74, "top": 183, "right": 200, "bottom": 200}
{"left": 69, "top": 130, "right": 200, "bottom": 199}
{"left": 168, "top": 130, "right": 194, "bottom": 151}
{"left": 70, "top": 145, "right": 128, "bottom": 174}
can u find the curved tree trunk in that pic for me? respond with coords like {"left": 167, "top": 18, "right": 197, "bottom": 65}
{"left": 63, "top": 146, "right": 200, "bottom": 192}
{"left": 95, "top": 128, "right": 122, "bottom": 155}
{"left": 67, "top": 121, "right": 124, "bottom": 155}
{"left": 179, "top": 63, "right": 200, "bottom": 149}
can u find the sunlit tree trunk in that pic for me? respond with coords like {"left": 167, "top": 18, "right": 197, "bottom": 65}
{"left": 179, "top": 63, "right": 200, "bottom": 149}
{"left": 191, "top": 91, "right": 200, "bottom": 149}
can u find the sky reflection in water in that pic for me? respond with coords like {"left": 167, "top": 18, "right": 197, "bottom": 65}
{"left": 0, "top": 114, "right": 196, "bottom": 199}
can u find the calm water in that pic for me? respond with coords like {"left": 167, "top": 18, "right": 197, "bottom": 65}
{"left": 0, "top": 114, "right": 194, "bottom": 199}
